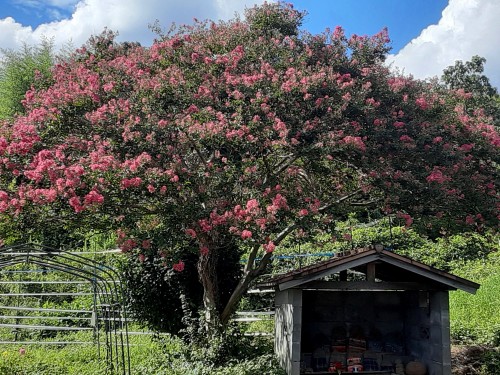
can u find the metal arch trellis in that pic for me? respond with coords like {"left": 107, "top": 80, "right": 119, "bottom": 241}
{"left": 0, "top": 243, "right": 131, "bottom": 375}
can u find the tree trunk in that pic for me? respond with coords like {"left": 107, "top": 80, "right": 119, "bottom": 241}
{"left": 197, "top": 252, "right": 220, "bottom": 331}
{"left": 220, "top": 271, "right": 254, "bottom": 325}
{"left": 220, "top": 250, "right": 274, "bottom": 325}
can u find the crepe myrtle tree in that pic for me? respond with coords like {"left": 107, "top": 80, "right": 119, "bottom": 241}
{"left": 0, "top": 3, "right": 499, "bottom": 334}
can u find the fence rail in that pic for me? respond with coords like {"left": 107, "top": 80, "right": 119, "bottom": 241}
{"left": 0, "top": 292, "right": 110, "bottom": 296}
{"left": 0, "top": 315, "right": 91, "bottom": 321}
{"left": 1, "top": 249, "right": 121, "bottom": 256}
{"left": 0, "top": 280, "right": 117, "bottom": 284}
{"left": 0, "top": 341, "right": 92, "bottom": 345}
{"left": 0, "top": 323, "right": 92, "bottom": 331}
{"left": 0, "top": 306, "right": 91, "bottom": 313}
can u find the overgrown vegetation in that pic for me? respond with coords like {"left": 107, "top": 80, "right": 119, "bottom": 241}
{"left": 449, "top": 251, "right": 500, "bottom": 346}
{"left": 447, "top": 244, "right": 500, "bottom": 375}
{"left": 0, "top": 331, "right": 284, "bottom": 375}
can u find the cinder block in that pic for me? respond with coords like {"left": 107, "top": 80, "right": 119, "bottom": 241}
{"left": 276, "top": 290, "right": 291, "bottom": 305}
{"left": 291, "top": 289, "right": 303, "bottom": 306}
{"left": 291, "top": 341, "right": 301, "bottom": 361}
{"left": 291, "top": 360, "right": 302, "bottom": 375}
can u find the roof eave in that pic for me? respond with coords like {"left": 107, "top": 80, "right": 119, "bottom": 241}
{"left": 259, "top": 248, "right": 480, "bottom": 294}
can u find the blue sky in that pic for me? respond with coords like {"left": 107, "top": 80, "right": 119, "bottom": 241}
{"left": 0, "top": 0, "right": 77, "bottom": 28}
{"left": 0, "top": 0, "right": 499, "bottom": 87}
{"left": 0, "top": 0, "right": 447, "bottom": 54}
{"left": 292, "top": 0, "right": 448, "bottom": 53}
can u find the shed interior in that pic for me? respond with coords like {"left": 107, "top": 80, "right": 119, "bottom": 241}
{"left": 301, "top": 290, "right": 431, "bottom": 373}
{"left": 297, "top": 261, "right": 447, "bottom": 374}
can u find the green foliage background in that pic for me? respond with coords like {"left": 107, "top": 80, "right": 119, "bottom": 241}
{"left": 0, "top": 38, "right": 56, "bottom": 119}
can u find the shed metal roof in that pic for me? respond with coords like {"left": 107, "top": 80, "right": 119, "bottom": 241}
{"left": 258, "top": 246, "right": 480, "bottom": 294}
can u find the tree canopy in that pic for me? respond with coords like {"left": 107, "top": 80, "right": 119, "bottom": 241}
{"left": 0, "top": 3, "right": 499, "bottom": 334}
{"left": 442, "top": 55, "right": 497, "bottom": 98}
{"left": 0, "top": 38, "right": 56, "bottom": 120}
{"left": 441, "top": 55, "right": 500, "bottom": 125}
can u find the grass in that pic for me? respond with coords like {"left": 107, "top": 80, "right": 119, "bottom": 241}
{"left": 0, "top": 333, "right": 169, "bottom": 375}
{"left": 449, "top": 252, "right": 500, "bottom": 345}
{"left": 0, "top": 330, "right": 284, "bottom": 375}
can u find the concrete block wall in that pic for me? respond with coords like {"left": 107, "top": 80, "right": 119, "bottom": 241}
{"left": 428, "top": 291, "right": 451, "bottom": 375}
{"left": 275, "top": 289, "right": 303, "bottom": 375}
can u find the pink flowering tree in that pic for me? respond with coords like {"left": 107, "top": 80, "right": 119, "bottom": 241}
{"left": 1, "top": 3, "right": 499, "bottom": 334}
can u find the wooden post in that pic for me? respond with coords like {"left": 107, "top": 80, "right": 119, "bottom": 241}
{"left": 366, "top": 263, "right": 376, "bottom": 282}
{"left": 340, "top": 270, "right": 347, "bottom": 281}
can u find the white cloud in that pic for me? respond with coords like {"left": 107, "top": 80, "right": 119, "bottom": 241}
{"left": 387, "top": 0, "right": 500, "bottom": 89}
{"left": 46, "top": 8, "right": 66, "bottom": 21}
{"left": 0, "top": 0, "right": 265, "bottom": 52}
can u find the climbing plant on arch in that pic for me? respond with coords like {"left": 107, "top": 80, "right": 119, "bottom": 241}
{"left": 0, "top": 3, "right": 499, "bottom": 336}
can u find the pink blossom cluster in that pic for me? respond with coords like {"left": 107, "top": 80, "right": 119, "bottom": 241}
{"left": 426, "top": 168, "right": 450, "bottom": 184}
{"left": 0, "top": 6, "right": 498, "bottom": 274}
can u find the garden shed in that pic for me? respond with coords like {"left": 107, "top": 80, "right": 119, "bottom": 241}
{"left": 259, "top": 246, "right": 479, "bottom": 375}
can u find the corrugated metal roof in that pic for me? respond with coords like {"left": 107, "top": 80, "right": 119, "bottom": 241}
{"left": 257, "top": 246, "right": 480, "bottom": 294}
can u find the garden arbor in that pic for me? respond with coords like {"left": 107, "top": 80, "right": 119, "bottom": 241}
{"left": 0, "top": 243, "right": 130, "bottom": 374}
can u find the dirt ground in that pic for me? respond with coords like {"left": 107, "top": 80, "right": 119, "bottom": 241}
{"left": 451, "top": 345, "right": 499, "bottom": 375}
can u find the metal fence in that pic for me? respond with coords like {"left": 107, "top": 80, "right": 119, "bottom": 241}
{"left": 0, "top": 244, "right": 131, "bottom": 374}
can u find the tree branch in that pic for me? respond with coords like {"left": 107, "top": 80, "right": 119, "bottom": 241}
{"left": 221, "top": 187, "right": 365, "bottom": 325}
{"left": 349, "top": 199, "right": 381, "bottom": 207}
{"left": 273, "top": 154, "right": 299, "bottom": 177}
{"left": 318, "top": 188, "right": 363, "bottom": 212}
{"left": 254, "top": 222, "right": 299, "bottom": 274}
{"left": 175, "top": 124, "right": 208, "bottom": 167}
{"left": 244, "top": 243, "right": 262, "bottom": 273}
